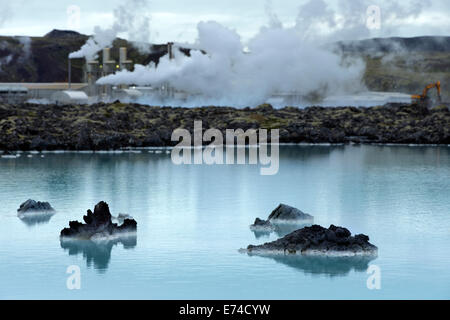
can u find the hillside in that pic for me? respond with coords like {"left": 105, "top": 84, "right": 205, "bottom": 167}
{"left": 0, "top": 30, "right": 88, "bottom": 82}
{"left": 0, "top": 29, "right": 179, "bottom": 83}
{"left": 337, "top": 36, "right": 450, "bottom": 53}
{"left": 336, "top": 36, "right": 450, "bottom": 100}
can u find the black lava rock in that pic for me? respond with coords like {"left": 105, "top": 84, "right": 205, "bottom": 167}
{"left": 245, "top": 224, "right": 377, "bottom": 256}
{"left": 250, "top": 204, "right": 314, "bottom": 231}
{"left": 267, "top": 204, "right": 314, "bottom": 222}
{"left": 254, "top": 218, "right": 269, "bottom": 226}
{"left": 250, "top": 217, "right": 275, "bottom": 231}
{"left": 60, "top": 201, "right": 137, "bottom": 239}
{"left": 1, "top": 102, "right": 449, "bottom": 152}
{"left": 17, "top": 199, "right": 54, "bottom": 213}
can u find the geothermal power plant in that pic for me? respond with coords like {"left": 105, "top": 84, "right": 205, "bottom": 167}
{"left": 0, "top": 42, "right": 192, "bottom": 105}
{"left": 0, "top": 45, "right": 144, "bottom": 105}
{"left": 0, "top": 40, "right": 415, "bottom": 107}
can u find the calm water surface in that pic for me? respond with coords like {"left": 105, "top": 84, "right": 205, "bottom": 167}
{"left": 0, "top": 145, "right": 449, "bottom": 299}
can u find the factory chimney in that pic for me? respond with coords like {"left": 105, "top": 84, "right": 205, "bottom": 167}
{"left": 86, "top": 60, "right": 99, "bottom": 96}
{"left": 101, "top": 48, "right": 116, "bottom": 97}
{"left": 162, "top": 42, "right": 176, "bottom": 98}
{"left": 167, "top": 42, "right": 174, "bottom": 60}
{"left": 119, "top": 47, "right": 133, "bottom": 71}
{"left": 68, "top": 55, "right": 72, "bottom": 89}
{"left": 102, "top": 48, "right": 116, "bottom": 76}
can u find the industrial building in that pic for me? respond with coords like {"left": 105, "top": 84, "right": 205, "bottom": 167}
{"left": 0, "top": 45, "right": 141, "bottom": 105}
{"left": 0, "top": 82, "right": 90, "bottom": 104}
{"left": 0, "top": 85, "right": 29, "bottom": 104}
{"left": 70, "top": 46, "right": 136, "bottom": 102}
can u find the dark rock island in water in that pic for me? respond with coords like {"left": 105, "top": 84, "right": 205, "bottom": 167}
{"left": 250, "top": 204, "right": 314, "bottom": 231}
{"left": 17, "top": 199, "right": 55, "bottom": 226}
{"left": 17, "top": 199, "right": 54, "bottom": 213}
{"left": 245, "top": 224, "right": 377, "bottom": 256}
{"left": 60, "top": 201, "right": 137, "bottom": 240}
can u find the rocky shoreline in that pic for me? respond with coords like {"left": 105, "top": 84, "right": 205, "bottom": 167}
{"left": 0, "top": 102, "right": 449, "bottom": 151}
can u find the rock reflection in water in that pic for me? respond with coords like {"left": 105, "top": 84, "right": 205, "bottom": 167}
{"left": 18, "top": 212, "right": 55, "bottom": 226}
{"left": 252, "top": 223, "right": 310, "bottom": 239}
{"left": 246, "top": 253, "right": 377, "bottom": 277}
{"left": 60, "top": 235, "right": 137, "bottom": 272}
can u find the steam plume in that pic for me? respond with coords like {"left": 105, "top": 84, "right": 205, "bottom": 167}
{"left": 97, "top": 19, "right": 365, "bottom": 106}
{"left": 91, "top": 0, "right": 438, "bottom": 106}
{"left": 0, "top": 3, "right": 12, "bottom": 28}
{"left": 69, "top": 0, "right": 151, "bottom": 60}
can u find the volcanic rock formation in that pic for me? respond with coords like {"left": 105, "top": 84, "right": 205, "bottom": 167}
{"left": 60, "top": 201, "right": 137, "bottom": 240}
{"left": 250, "top": 204, "right": 314, "bottom": 231}
{"left": 245, "top": 224, "right": 377, "bottom": 256}
{"left": 17, "top": 199, "right": 54, "bottom": 213}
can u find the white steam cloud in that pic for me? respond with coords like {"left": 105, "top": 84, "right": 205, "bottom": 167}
{"left": 0, "top": 54, "right": 13, "bottom": 73}
{"left": 97, "top": 0, "right": 370, "bottom": 106}
{"left": 17, "top": 36, "right": 32, "bottom": 60}
{"left": 93, "top": 0, "right": 435, "bottom": 106}
{"left": 0, "top": 3, "right": 12, "bottom": 28}
{"left": 69, "top": 0, "right": 151, "bottom": 60}
{"left": 0, "top": 36, "right": 32, "bottom": 73}
{"left": 99, "top": 21, "right": 365, "bottom": 106}
{"left": 293, "top": 0, "right": 433, "bottom": 42}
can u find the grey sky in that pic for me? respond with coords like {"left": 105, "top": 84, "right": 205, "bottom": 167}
{"left": 0, "top": 0, "right": 449, "bottom": 43}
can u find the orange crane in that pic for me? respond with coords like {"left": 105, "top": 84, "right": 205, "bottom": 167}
{"left": 411, "top": 81, "right": 441, "bottom": 107}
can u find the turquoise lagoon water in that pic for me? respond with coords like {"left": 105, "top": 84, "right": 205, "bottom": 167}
{"left": 0, "top": 145, "right": 449, "bottom": 299}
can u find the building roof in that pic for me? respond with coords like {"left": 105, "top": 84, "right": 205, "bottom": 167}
{"left": 53, "top": 90, "right": 89, "bottom": 100}
{"left": 0, "top": 85, "right": 28, "bottom": 93}
{"left": 0, "top": 83, "right": 88, "bottom": 90}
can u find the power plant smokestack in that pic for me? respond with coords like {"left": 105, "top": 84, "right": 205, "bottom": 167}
{"left": 102, "top": 47, "right": 116, "bottom": 75}
{"left": 119, "top": 47, "right": 132, "bottom": 70}
{"left": 163, "top": 42, "right": 176, "bottom": 97}
{"left": 167, "top": 42, "right": 174, "bottom": 60}
{"left": 101, "top": 48, "right": 116, "bottom": 97}
{"left": 86, "top": 60, "right": 100, "bottom": 96}
{"left": 68, "top": 55, "right": 72, "bottom": 89}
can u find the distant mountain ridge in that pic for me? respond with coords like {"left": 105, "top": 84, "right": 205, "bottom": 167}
{"left": 0, "top": 29, "right": 180, "bottom": 83}
{"left": 337, "top": 36, "right": 450, "bottom": 54}
{"left": 43, "top": 29, "right": 86, "bottom": 39}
